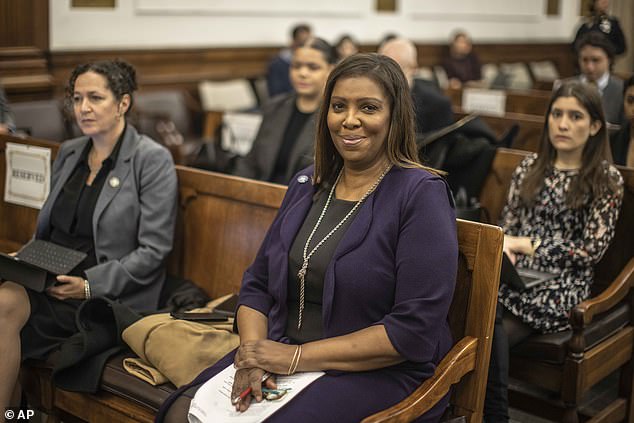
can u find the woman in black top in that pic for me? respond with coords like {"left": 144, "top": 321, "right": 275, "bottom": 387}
{"left": 0, "top": 60, "right": 177, "bottom": 417}
{"left": 233, "top": 38, "right": 337, "bottom": 184}
{"left": 441, "top": 30, "right": 482, "bottom": 89}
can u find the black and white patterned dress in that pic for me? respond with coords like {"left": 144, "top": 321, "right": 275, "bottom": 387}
{"left": 498, "top": 155, "right": 624, "bottom": 333}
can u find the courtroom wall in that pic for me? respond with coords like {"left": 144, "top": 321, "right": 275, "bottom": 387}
{"left": 50, "top": 0, "right": 583, "bottom": 50}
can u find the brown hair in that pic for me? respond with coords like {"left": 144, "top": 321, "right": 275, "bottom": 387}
{"left": 519, "top": 80, "right": 618, "bottom": 208}
{"left": 313, "top": 53, "right": 434, "bottom": 188}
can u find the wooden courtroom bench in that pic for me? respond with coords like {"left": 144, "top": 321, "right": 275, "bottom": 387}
{"left": 478, "top": 148, "right": 634, "bottom": 422}
{"left": 2, "top": 133, "right": 505, "bottom": 422}
{"left": 0, "top": 135, "right": 60, "bottom": 253}
{"left": 455, "top": 110, "right": 543, "bottom": 153}
{"left": 446, "top": 87, "right": 551, "bottom": 117}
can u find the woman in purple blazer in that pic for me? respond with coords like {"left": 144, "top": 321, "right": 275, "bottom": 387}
{"left": 160, "top": 54, "right": 458, "bottom": 423}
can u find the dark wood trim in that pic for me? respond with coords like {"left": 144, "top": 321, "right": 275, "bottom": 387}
{"left": 2, "top": 41, "right": 576, "bottom": 101}
{"left": 33, "top": 0, "right": 49, "bottom": 51}
{"left": 42, "top": 42, "right": 576, "bottom": 99}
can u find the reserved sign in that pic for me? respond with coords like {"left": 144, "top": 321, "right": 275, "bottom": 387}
{"left": 5, "top": 142, "right": 51, "bottom": 209}
{"left": 462, "top": 88, "right": 507, "bottom": 117}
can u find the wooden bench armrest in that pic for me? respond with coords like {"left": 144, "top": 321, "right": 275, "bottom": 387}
{"left": 361, "top": 337, "right": 478, "bottom": 423}
{"left": 571, "top": 257, "right": 634, "bottom": 328}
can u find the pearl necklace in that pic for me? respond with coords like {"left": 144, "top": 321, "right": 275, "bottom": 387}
{"left": 296, "top": 164, "right": 392, "bottom": 329}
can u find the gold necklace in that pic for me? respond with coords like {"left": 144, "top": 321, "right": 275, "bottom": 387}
{"left": 296, "top": 164, "right": 392, "bottom": 329}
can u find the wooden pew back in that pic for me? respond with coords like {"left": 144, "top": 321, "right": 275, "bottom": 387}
{"left": 455, "top": 110, "right": 544, "bottom": 153}
{"left": 448, "top": 220, "right": 503, "bottom": 421}
{"left": 478, "top": 148, "right": 529, "bottom": 226}
{"left": 168, "top": 167, "right": 286, "bottom": 298}
{"left": 0, "top": 134, "right": 60, "bottom": 253}
{"left": 446, "top": 87, "right": 551, "bottom": 117}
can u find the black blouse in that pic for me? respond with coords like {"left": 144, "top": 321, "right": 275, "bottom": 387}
{"left": 285, "top": 190, "right": 359, "bottom": 343}
{"left": 48, "top": 132, "right": 124, "bottom": 276}
{"left": 270, "top": 104, "right": 312, "bottom": 184}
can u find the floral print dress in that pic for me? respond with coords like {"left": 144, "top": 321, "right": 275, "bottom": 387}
{"left": 498, "top": 155, "right": 624, "bottom": 333}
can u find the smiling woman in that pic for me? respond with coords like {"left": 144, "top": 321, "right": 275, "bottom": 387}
{"left": 157, "top": 54, "right": 459, "bottom": 423}
{"left": 327, "top": 76, "right": 391, "bottom": 178}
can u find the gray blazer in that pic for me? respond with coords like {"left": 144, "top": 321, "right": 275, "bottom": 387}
{"left": 233, "top": 93, "right": 316, "bottom": 183}
{"left": 565, "top": 75, "right": 624, "bottom": 125}
{"left": 35, "top": 125, "right": 178, "bottom": 312}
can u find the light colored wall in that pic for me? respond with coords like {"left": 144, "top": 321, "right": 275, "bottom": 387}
{"left": 50, "top": 0, "right": 584, "bottom": 51}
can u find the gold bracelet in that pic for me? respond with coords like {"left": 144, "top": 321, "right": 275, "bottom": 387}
{"left": 84, "top": 279, "right": 91, "bottom": 300}
{"left": 289, "top": 345, "right": 302, "bottom": 375}
{"left": 287, "top": 345, "right": 300, "bottom": 375}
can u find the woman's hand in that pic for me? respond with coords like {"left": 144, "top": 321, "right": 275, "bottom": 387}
{"left": 46, "top": 275, "right": 86, "bottom": 300}
{"left": 231, "top": 367, "right": 277, "bottom": 412}
{"left": 234, "top": 340, "right": 299, "bottom": 375}
{"left": 503, "top": 235, "right": 533, "bottom": 265}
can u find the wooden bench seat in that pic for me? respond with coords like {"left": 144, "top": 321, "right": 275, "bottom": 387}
{"left": 2, "top": 133, "right": 504, "bottom": 422}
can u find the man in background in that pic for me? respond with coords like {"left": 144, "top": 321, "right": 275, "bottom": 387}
{"left": 378, "top": 37, "right": 454, "bottom": 135}
{"left": 266, "top": 23, "right": 312, "bottom": 98}
{"left": 568, "top": 32, "right": 624, "bottom": 125}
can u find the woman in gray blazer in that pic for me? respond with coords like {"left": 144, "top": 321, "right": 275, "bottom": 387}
{"left": 233, "top": 37, "right": 336, "bottom": 184}
{"left": 0, "top": 60, "right": 177, "bottom": 414}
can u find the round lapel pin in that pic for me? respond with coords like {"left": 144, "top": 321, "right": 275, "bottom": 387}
{"left": 109, "top": 176, "right": 120, "bottom": 188}
{"left": 297, "top": 175, "right": 309, "bottom": 184}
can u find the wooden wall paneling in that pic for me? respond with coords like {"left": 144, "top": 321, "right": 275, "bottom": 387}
{"left": 48, "top": 47, "right": 280, "bottom": 99}
{"left": 0, "top": 0, "right": 48, "bottom": 54}
{"left": 47, "top": 43, "right": 576, "bottom": 101}
{"left": 416, "top": 42, "right": 576, "bottom": 78}
{"left": 0, "top": 0, "right": 51, "bottom": 101}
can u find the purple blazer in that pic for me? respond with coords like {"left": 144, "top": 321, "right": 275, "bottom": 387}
{"left": 238, "top": 165, "right": 458, "bottom": 367}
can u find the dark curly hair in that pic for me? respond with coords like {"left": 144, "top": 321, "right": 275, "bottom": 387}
{"left": 66, "top": 59, "right": 138, "bottom": 115}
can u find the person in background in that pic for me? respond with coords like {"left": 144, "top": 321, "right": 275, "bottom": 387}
{"left": 334, "top": 34, "right": 359, "bottom": 62}
{"left": 157, "top": 52, "right": 457, "bottom": 423}
{"left": 572, "top": 0, "right": 626, "bottom": 56}
{"left": 234, "top": 37, "right": 336, "bottom": 184}
{"left": 266, "top": 23, "right": 313, "bottom": 98}
{"left": 484, "top": 80, "right": 623, "bottom": 423}
{"left": 377, "top": 32, "right": 398, "bottom": 51}
{"left": 0, "top": 82, "right": 15, "bottom": 134}
{"left": 609, "top": 75, "right": 634, "bottom": 166}
{"left": 378, "top": 37, "right": 454, "bottom": 135}
{"left": 568, "top": 32, "right": 624, "bottom": 125}
{"left": 0, "top": 60, "right": 178, "bottom": 420}
{"left": 441, "top": 30, "right": 482, "bottom": 89}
